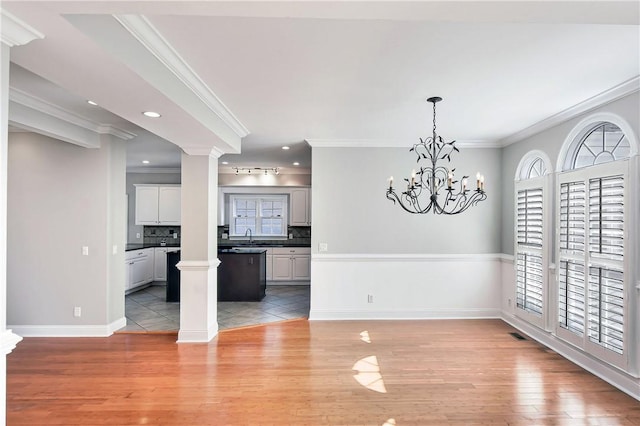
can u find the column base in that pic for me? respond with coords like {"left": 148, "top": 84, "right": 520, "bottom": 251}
{"left": 176, "top": 259, "right": 221, "bottom": 343}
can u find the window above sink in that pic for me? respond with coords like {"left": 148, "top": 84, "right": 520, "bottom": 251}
{"left": 229, "top": 194, "right": 288, "bottom": 238}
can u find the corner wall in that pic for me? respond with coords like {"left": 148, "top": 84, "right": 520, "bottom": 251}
{"left": 7, "top": 132, "right": 126, "bottom": 335}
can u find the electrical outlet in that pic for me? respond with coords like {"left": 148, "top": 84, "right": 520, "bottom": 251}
{"left": 136, "top": 233, "right": 141, "bottom": 239}
{"left": 288, "top": 233, "right": 293, "bottom": 239}
{"left": 367, "top": 294, "right": 373, "bottom": 303}
{"left": 173, "top": 233, "right": 178, "bottom": 239}
{"left": 82, "top": 246, "right": 89, "bottom": 256}
{"left": 319, "top": 243, "right": 328, "bottom": 252}
{"left": 112, "top": 245, "right": 118, "bottom": 254}
{"left": 74, "top": 306, "right": 82, "bottom": 317}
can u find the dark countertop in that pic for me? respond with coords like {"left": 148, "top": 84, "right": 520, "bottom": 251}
{"left": 218, "top": 248, "right": 268, "bottom": 254}
{"left": 126, "top": 243, "right": 181, "bottom": 252}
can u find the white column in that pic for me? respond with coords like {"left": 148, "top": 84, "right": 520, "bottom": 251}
{"left": 177, "top": 149, "right": 221, "bottom": 342}
{"left": 1, "top": 10, "right": 44, "bottom": 424}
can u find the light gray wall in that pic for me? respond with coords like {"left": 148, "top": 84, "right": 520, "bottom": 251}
{"left": 500, "top": 91, "right": 640, "bottom": 255}
{"left": 311, "top": 146, "right": 502, "bottom": 254}
{"left": 7, "top": 132, "right": 126, "bottom": 326}
{"left": 126, "top": 172, "right": 181, "bottom": 243}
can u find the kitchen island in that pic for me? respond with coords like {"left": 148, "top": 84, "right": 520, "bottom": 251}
{"left": 217, "top": 248, "right": 267, "bottom": 301}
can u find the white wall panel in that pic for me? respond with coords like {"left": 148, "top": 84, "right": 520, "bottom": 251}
{"left": 310, "top": 255, "right": 502, "bottom": 320}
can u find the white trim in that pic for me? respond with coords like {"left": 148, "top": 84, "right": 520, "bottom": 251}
{"left": 502, "top": 313, "right": 640, "bottom": 401}
{"left": 176, "top": 259, "right": 221, "bottom": 271}
{"left": 177, "top": 325, "right": 218, "bottom": 343}
{"left": 310, "top": 308, "right": 501, "bottom": 321}
{"left": 0, "top": 9, "right": 44, "bottom": 47}
{"left": 305, "top": 138, "right": 501, "bottom": 149}
{"left": 501, "top": 76, "right": 640, "bottom": 147}
{"left": 9, "top": 88, "right": 136, "bottom": 141}
{"left": 312, "top": 253, "right": 504, "bottom": 262}
{"left": 0, "top": 329, "right": 22, "bottom": 355}
{"left": 556, "top": 111, "right": 639, "bottom": 172}
{"left": 127, "top": 167, "right": 181, "bottom": 174}
{"left": 113, "top": 14, "right": 249, "bottom": 139}
{"left": 9, "top": 317, "right": 127, "bottom": 337}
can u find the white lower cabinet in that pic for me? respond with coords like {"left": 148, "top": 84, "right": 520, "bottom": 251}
{"left": 154, "top": 248, "right": 168, "bottom": 281}
{"left": 125, "top": 248, "right": 154, "bottom": 292}
{"left": 153, "top": 247, "right": 181, "bottom": 281}
{"left": 270, "top": 247, "right": 311, "bottom": 282}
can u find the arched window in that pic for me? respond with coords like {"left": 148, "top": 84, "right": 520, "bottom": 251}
{"left": 560, "top": 120, "right": 633, "bottom": 171}
{"left": 556, "top": 115, "right": 636, "bottom": 370}
{"left": 514, "top": 151, "right": 552, "bottom": 330}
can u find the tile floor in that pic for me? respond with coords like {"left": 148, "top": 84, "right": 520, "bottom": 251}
{"left": 121, "top": 284, "right": 310, "bottom": 332}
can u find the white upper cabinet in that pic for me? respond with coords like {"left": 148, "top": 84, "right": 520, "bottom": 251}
{"left": 135, "top": 186, "right": 160, "bottom": 225}
{"left": 290, "top": 188, "right": 311, "bottom": 226}
{"left": 158, "top": 186, "right": 181, "bottom": 225}
{"left": 135, "top": 185, "right": 181, "bottom": 225}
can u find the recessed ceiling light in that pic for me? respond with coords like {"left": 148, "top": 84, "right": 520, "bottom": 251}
{"left": 293, "top": 162, "right": 300, "bottom": 166}
{"left": 282, "top": 146, "right": 290, "bottom": 150}
{"left": 142, "top": 160, "right": 150, "bottom": 164}
{"left": 143, "top": 111, "right": 161, "bottom": 118}
{"left": 221, "top": 161, "right": 229, "bottom": 165}
{"left": 87, "top": 100, "right": 98, "bottom": 106}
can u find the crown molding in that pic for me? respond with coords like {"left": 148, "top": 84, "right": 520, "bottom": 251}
{"left": 500, "top": 76, "right": 640, "bottom": 147}
{"left": 113, "top": 14, "right": 250, "bottom": 139}
{"left": 1, "top": 9, "right": 44, "bottom": 47}
{"left": 9, "top": 88, "right": 136, "bottom": 141}
{"left": 305, "top": 138, "right": 501, "bottom": 149}
{"left": 127, "top": 167, "right": 181, "bottom": 174}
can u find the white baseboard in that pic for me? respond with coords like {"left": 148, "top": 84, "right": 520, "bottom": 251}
{"left": 177, "top": 325, "right": 218, "bottom": 343}
{"left": 310, "top": 308, "right": 501, "bottom": 321}
{"left": 502, "top": 312, "right": 640, "bottom": 401}
{"left": 1, "top": 329, "right": 23, "bottom": 354}
{"left": 9, "top": 317, "right": 127, "bottom": 337}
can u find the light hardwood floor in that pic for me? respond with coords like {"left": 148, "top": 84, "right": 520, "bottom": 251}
{"left": 7, "top": 319, "right": 640, "bottom": 425}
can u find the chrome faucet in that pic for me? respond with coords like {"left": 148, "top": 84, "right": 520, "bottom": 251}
{"left": 244, "top": 228, "right": 253, "bottom": 245}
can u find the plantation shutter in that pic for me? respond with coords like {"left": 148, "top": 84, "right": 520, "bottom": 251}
{"left": 588, "top": 266, "right": 624, "bottom": 354}
{"left": 515, "top": 182, "right": 546, "bottom": 326}
{"left": 588, "top": 176, "right": 624, "bottom": 261}
{"left": 517, "top": 188, "right": 543, "bottom": 247}
{"left": 558, "top": 260, "right": 585, "bottom": 336}
{"left": 557, "top": 169, "right": 626, "bottom": 361}
{"left": 516, "top": 253, "right": 543, "bottom": 315}
{"left": 559, "top": 182, "right": 586, "bottom": 253}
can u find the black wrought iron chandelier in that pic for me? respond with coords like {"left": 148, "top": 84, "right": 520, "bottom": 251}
{"left": 386, "top": 97, "right": 487, "bottom": 214}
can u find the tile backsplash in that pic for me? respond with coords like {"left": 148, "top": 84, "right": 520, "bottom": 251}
{"left": 144, "top": 226, "right": 181, "bottom": 245}
{"left": 218, "top": 225, "right": 310, "bottom": 246}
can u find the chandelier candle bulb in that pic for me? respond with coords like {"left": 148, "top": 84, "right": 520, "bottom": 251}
{"left": 389, "top": 176, "right": 393, "bottom": 190}
{"left": 447, "top": 171, "right": 453, "bottom": 189}
{"left": 462, "top": 178, "right": 468, "bottom": 191}
{"left": 480, "top": 175, "right": 485, "bottom": 191}
{"left": 410, "top": 170, "right": 416, "bottom": 187}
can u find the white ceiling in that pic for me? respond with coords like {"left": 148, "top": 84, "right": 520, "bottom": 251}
{"left": 3, "top": 1, "right": 639, "bottom": 173}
